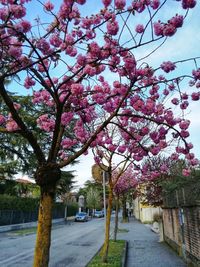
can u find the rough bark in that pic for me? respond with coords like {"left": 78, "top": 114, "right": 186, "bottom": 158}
{"left": 33, "top": 165, "right": 60, "bottom": 267}
{"left": 113, "top": 194, "right": 119, "bottom": 242}
{"left": 101, "top": 186, "right": 113, "bottom": 263}
{"left": 122, "top": 194, "right": 128, "bottom": 222}
{"left": 33, "top": 189, "right": 55, "bottom": 267}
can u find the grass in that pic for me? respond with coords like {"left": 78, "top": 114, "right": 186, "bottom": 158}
{"left": 8, "top": 227, "right": 37, "bottom": 236}
{"left": 87, "top": 240, "right": 126, "bottom": 267}
{"left": 117, "top": 228, "right": 129, "bottom": 233}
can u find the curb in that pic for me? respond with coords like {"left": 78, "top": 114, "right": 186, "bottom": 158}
{"left": 85, "top": 242, "right": 104, "bottom": 267}
{"left": 121, "top": 241, "right": 128, "bottom": 267}
{"left": 86, "top": 240, "right": 128, "bottom": 267}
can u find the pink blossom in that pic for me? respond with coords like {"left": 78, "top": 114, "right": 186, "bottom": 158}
{"left": 0, "top": 7, "right": 9, "bottom": 21}
{"left": 189, "top": 158, "right": 199, "bottom": 166}
{"left": 71, "top": 83, "right": 84, "bottom": 94}
{"left": 192, "top": 68, "right": 200, "bottom": 80}
{"left": 107, "top": 20, "right": 119, "bottom": 35}
{"left": 117, "top": 145, "right": 126, "bottom": 153}
{"left": 171, "top": 98, "right": 179, "bottom": 105}
{"left": 13, "top": 103, "right": 21, "bottom": 110}
{"left": 102, "top": 0, "right": 112, "bottom": 8}
{"left": 180, "top": 130, "right": 190, "bottom": 138}
{"left": 61, "top": 138, "right": 76, "bottom": 149}
{"left": 0, "top": 115, "right": 5, "bottom": 124}
{"left": 108, "top": 144, "right": 117, "bottom": 152}
{"left": 36, "top": 38, "right": 51, "bottom": 54}
{"left": 10, "top": 5, "right": 26, "bottom": 19}
{"left": 150, "top": 146, "right": 160, "bottom": 155}
{"left": 180, "top": 101, "right": 189, "bottom": 110}
{"left": 160, "top": 61, "right": 176, "bottom": 73}
{"left": 115, "top": 0, "right": 126, "bottom": 10}
{"left": 150, "top": 0, "right": 160, "bottom": 9}
{"left": 182, "top": 168, "right": 191, "bottom": 176}
{"left": 170, "top": 15, "right": 184, "bottom": 28}
{"left": 6, "top": 120, "right": 20, "bottom": 132}
{"left": 135, "top": 24, "right": 144, "bottom": 33}
{"left": 163, "top": 24, "right": 176, "bottom": 37}
{"left": 76, "top": 0, "right": 86, "bottom": 5}
{"left": 77, "top": 54, "right": 87, "bottom": 66}
{"left": 170, "top": 153, "right": 179, "bottom": 160}
{"left": 182, "top": 0, "right": 196, "bottom": 9}
{"left": 179, "top": 120, "right": 190, "bottom": 130}
{"left": 44, "top": 1, "right": 54, "bottom": 11}
{"left": 182, "top": 93, "right": 188, "bottom": 100}
{"left": 15, "top": 20, "right": 31, "bottom": 33}
{"left": 153, "top": 21, "right": 164, "bottom": 36}
{"left": 49, "top": 34, "right": 62, "bottom": 47}
{"left": 191, "top": 92, "right": 200, "bottom": 101}
{"left": 37, "top": 114, "right": 55, "bottom": 132}
{"left": 24, "top": 76, "right": 35, "bottom": 89}
{"left": 61, "top": 112, "right": 74, "bottom": 125}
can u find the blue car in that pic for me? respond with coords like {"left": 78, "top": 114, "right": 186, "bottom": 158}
{"left": 75, "top": 212, "right": 88, "bottom": 222}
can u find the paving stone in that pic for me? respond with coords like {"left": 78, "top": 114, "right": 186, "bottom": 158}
{"left": 117, "top": 217, "right": 187, "bottom": 267}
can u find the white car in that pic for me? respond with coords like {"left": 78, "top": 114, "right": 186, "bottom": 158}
{"left": 94, "top": 211, "right": 104, "bottom": 218}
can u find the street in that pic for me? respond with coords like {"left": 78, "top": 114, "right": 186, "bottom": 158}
{"left": 0, "top": 217, "right": 108, "bottom": 267}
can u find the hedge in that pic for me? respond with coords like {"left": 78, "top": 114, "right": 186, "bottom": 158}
{"left": 0, "top": 194, "right": 78, "bottom": 225}
{"left": 0, "top": 194, "right": 39, "bottom": 211}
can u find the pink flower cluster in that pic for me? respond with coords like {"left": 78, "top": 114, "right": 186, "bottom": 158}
{"left": 135, "top": 24, "right": 144, "bottom": 34}
{"left": 182, "top": 0, "right": 196, "bottom": 9}
{"left": 160, "top": 61, "right": 176, "bottom": 73}
{"left": 0, "top": 115, "right": 5, "bottom": 125}
{"left": 154, "top": 15, "right": 183, "bottom": 37}
{"left": 24, "top": 76, "right": 35, "bottom": 89}
{"left": 37, "top": 114, "right": 55, "bottom": 132}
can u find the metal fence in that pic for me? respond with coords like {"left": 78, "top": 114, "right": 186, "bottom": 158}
{"left": 0, "top": 207, "right": 65, "bottom": 226}
{"left": 163, "top": 181, "right": 200, "bottom": 208}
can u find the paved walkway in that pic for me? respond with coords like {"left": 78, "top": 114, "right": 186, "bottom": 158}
{"left": 117, "top": 217, "right": 187, "bottom": 267}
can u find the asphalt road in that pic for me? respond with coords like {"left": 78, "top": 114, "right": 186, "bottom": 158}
{"left": 0, "top": 217, "right": 108, "bottom": 267}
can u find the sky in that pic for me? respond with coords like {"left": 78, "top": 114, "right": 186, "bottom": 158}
{"left": 69, "top": 1, "right": 200, "bottom": 189}
{"left": 7, "top": 1, "right": 200, "bottom": 188}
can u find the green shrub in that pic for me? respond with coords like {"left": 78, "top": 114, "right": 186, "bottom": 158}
{"left": 0, "top": 194, "right": 39, "bottom": 211}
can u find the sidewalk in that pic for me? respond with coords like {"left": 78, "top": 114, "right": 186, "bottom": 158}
{"left": 117, "top": 217, "right": 187, "bottom": 267}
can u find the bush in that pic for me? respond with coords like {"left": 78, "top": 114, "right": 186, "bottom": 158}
{"left": 153, "top": 212, "right": 163, "bottom": 222}
{"left": 66, "top": 203, "right": 78, "bottom": 216}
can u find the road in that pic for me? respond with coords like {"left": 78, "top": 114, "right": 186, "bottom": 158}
{"left": 0, "top": 217, "right": 109, "bottom": 267}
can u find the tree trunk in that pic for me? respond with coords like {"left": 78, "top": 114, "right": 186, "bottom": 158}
{"left": 33, "top": 189, "right": 55, "bottom": 267}
{"left": 114, "top": 194, "right": 119, "bottom": 242}
{"left": 33, "top": 165, "right": 60, "bottom": 267}
{"left": 101, "top": 186, "right": 113, "bottom": 263}
{"left": 122, "top": 194, "right": 128, "bottom": 222}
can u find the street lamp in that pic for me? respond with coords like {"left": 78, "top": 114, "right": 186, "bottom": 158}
{"left": 103, "top": 170, "right": 107, "bottom": 226}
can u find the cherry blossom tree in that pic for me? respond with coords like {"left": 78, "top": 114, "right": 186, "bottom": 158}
{"left": 93, "top": 146, "right": 131, "bottom": 262}
{"left": 0, "top": 0, "right": 199, "bottom": 266}
{"left": 113, "top": 164, "right": 137, "bottom": 241}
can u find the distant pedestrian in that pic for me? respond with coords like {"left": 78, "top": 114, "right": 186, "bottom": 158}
{"left": 129, "top": 210, "right": 132, "bottom": 217}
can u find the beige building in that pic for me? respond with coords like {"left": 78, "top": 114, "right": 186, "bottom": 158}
{"left": 133, "top": 196, "right": 162, "bottom": 223}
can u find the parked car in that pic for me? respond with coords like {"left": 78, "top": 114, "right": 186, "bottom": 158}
{"left": 94, "top": 210, "right": 104, "bottom": 218}
{"left": 75, "top": 212, "right": 88, "bottom": 222}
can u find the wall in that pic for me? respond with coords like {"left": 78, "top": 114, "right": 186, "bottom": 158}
{"left": 133, "top": 196, "right": 161, "bottom": 223}
{"left": 163, "top": 206, "right": 200, "bottom": 267}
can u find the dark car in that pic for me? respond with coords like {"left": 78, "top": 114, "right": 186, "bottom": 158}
{"left": 75, "top": 212, "right": 88, "bottom": 222}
